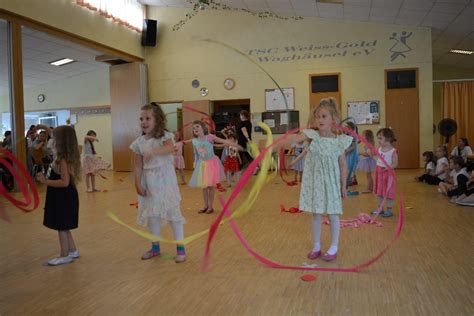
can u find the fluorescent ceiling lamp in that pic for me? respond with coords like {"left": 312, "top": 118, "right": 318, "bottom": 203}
{"left": 449, "top": 49, "right": 473, "bottom": 55}
{"left": 318, "top": 0, "right": 344, "bottom": 4}
{"left": 49, "top": 58, "right": 75, "bottom": 66}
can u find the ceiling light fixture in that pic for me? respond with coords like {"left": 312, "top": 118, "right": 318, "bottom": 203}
{"left": 49, "top": 58, "right": 75, "bottom": 66}
{"left": 449, "top": 49, "right": 473, "bottom": 55}
{"left": 317, "top": 0, "right": 344, "bottom": 4}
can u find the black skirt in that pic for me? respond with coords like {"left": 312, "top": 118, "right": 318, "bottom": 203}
{"left": 43, "top": 169, "right": 79, "bottom": 231}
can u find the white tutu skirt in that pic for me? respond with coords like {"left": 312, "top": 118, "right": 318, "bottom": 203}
{"left": 138, "top": 166, "right": 185, "bottom": 226}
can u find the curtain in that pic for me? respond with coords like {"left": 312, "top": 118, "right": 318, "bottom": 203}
{"left": 441, "top": 81, "right": 474, "bottom": 150}
{"left": 76, "top": 0, "right": 144, "bottom": 32}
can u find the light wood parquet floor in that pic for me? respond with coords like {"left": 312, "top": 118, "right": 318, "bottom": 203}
{"left": 0, "top": 170, "right": 473, "bottom": 315}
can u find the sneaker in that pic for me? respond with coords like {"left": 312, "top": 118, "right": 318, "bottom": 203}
{"left": 347, "top": 191, "right": 359, "bottom": 196}
{"left": 174, "top": 255, "right": 186, "bottom": 263}
{"left": 456, "top": 200, "right": 474, "bottom": 207}
{"left": 382, "top": 210, "right": 393, "bottom": 217}
{"left": 307, "top": 250, "right": 322, "bottom": 260}
{"left": 449, "top": 197, "right": 459, "bottom": 204}
{"left": 48, "top": 256, "right": 74, "bottom": 266}
{"left": 141, "top": 250, "right": 160, "bottom": 260}
{"left": 68, "top": 250, "right": 80, "bottom": 258}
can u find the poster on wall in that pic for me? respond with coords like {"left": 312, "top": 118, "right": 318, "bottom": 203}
{"left": 265, "top": 88, "right": 295, "bottom": 111}
{"left": 251, "top": 112, "right": 262, "bottom": 132}
{"left": 347, "top": 101, "right": 380, "bottom": 125}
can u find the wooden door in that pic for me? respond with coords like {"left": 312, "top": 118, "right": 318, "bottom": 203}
{"left": 385, "top": 68, "right": 419, "bottom": 168}
{"left": 182, "top": 100, "right": 210, "bottom": 170}
{"left": 309, "top": 73, "right": 341, "bottom": 111}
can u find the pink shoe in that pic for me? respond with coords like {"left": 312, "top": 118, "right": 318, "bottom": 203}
{"left": 307, "top": 250, "right": 322, "bottom": 260}
{"left": 322, "top": 252, "right": 337, "bottom": 261}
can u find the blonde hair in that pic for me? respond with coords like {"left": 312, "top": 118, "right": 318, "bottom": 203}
{"left": 308, "top": 97, "right": 340, "bottom": 128}
{"left": 192, "top": 120, "right": 209, "bottom": 137}
{"left": 141, "top": 103, "right": 167, "bottom": 139}
{"left": 53, "top": 125, "right": 82, "bottom": 184}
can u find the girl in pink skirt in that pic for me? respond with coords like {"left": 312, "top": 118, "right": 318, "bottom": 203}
{"left": 173, "top": 132, "right": 186, "bottom": 185}
{"left": 83, "top": 130, "right": 110, "bottom": 192}
{"left": 373, "top": 128, "right": 398, "bottom": 217}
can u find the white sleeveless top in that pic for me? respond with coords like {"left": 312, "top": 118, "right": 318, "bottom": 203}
{"left": 376, "top": 147, "right": 396, "bottom": 167}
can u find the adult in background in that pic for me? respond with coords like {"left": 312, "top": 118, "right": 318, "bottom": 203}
{"left": 451, "top": 138, "right": 473, "bottom": 172}
{"left": 236, "top": 110, "right": 253, "bottom": 170}
{"left": 1, "top": 131, "right": 12, "bottom": 151}
{"left": 451, "top": 138, "right": 472, "bottom": 163}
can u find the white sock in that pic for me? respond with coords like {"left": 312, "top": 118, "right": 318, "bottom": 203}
{"left": 327, "top": 245, "right": 338, "bottom": 255}
{"left": 311, "top": 214, "right": 322, "bottom": 251}
{"left": 313, "top": 242, "right": 321, "bottom": 252}
{"left": 328, "top": 214, "right": 340, "bottom": 255}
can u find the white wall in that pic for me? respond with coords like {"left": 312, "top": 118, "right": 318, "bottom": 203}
{"left": 74, "top": 113, "right": 113, "bottom": 169}
{"left": 0, "top": 69, "right": 113, "bottom": 168}
{"left": 161, "top": 103, "right": 182, "bottom": 132}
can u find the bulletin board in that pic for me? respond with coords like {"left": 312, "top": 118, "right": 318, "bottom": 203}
{"left": 265, "top": 88, "right": 295, "bottom": 111}
{"left": 347, "top": 101, "right": 380, "bottom": 125}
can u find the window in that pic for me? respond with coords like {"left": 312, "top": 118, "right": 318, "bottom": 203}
{"left": 311, "top": 75, "right": 339, "bottom": 93}
{"left": 387, "top": 70, "right": 417, "bottom": 89}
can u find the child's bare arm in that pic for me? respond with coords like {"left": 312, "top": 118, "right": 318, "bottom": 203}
{"left": 345, "top": 141, "right": 356, "bottom": 154}
{"left": 132, "top": 152, "right": 146, "bottom": 196}
{"left": 288, "top": 150, "right": 307, "bottom": 167}
{"left": 147, "top": 139, "right": 174, "bottom": 157}
{"left": 214, "top": 137, "right": 245, "bottom": 151}
{"left": 391, "top": 151, "right": 399, "bottom": 169}
{"left": 274, "top": 134, "right": 308, "bottom": 152}
{"left": 85, "top": 135, "right": 98, "bottom": 142}
{"left": 339, "top": 153, "right": 348, "bottom": 198}
{"left": 36, "top": 159, "right": 70, "bottom": 188}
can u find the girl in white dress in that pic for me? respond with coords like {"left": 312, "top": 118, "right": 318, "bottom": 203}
{"left": 130, "top": 103, "right": 186, "bottom": 263}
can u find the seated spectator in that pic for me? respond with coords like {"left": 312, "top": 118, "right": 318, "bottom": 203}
{"left": 455, "top": 171, "right": 474, "bottom": 206}
{"left": 415, "top": 151, "right": 435, "bottom": 182}
{"left": 439, "top": 156, "right": 469, "bottom": 201}
{"left": 451, "top": 138, "right": 472, "bottom": 163}
{"left": 418, "top": 145, "right": 449, "bottom": 185}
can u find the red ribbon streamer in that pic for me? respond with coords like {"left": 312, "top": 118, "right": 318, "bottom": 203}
{"left": 203, "top": 124, "right": 404, "bottom": 272}
{"left": 0, "top": 148, "right": 40, "bottom": 220}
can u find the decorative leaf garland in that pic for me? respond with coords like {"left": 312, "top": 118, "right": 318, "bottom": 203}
{"left": 172, "top": 0, "right": 303, "bottom": 31}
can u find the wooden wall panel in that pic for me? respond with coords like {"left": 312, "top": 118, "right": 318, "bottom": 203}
{"left": 385, "top": 68, "right": 419, "bottom": 168}
{"left": 110, "top": 63, "right": 147, "bottom": 171}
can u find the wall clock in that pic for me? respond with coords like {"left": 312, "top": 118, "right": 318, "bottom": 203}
{"left": 224, "top": 78, "right": 235, "bottom": 90}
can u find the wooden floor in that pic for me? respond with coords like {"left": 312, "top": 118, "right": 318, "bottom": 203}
{"left": 0, "top": 170, "right": 473, "bottom": 315}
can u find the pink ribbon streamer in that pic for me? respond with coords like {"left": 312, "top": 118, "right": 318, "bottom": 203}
{"left": 203, "top": 123, "right": 404, "bottom": 272}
